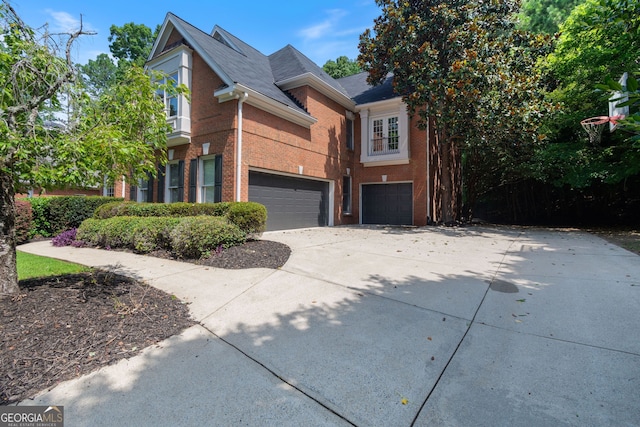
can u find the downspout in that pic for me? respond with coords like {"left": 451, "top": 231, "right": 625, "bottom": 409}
{"left": 235, "top": 92, "right": 248, "bottom": 202}
{"left": 426, "top": 114, "right": 431, "bottom": 225}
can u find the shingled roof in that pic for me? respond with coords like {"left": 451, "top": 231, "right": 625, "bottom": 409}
{"left": 149, "top": 13, "right": 397, "bottom": 119}
{"left": 337, "top": 72, "right": 398, "bottom": 105}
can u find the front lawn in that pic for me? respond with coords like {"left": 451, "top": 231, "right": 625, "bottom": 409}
{"left": 16, "top": 251, "right": 91, "bottom": 280}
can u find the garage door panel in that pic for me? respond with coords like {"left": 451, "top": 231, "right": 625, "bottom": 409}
{"left": 362, "top": 183, "right": 412, "bottom": 225}
{"left": 249, "top": 172, "right": 328, "bottom": 231}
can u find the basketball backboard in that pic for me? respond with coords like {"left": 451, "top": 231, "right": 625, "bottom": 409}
{"left": 609, "top": 72, "right": 630, "bottom": 132}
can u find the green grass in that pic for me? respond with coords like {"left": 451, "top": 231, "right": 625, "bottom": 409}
{"left": 17, "top": 251, "right": 91, "bottom": 280}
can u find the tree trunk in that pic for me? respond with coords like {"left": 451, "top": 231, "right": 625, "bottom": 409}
{"left": 0, "top": 170, "right": 19, "bottom": 294}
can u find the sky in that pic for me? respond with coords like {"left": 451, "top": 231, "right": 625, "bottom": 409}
{"left": 15, "top": 0, "right": 382, "bottom": 66}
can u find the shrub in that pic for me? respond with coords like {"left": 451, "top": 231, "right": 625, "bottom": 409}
{"left": 47, "top": 196, "right": 122, "bottom": 233}
{"left": 78, "top": 216, "right": 181, "bottom": 253}
{"left": 92, "top": 201, "right": 241, "bottom": 219}
{"left": 76, "top": 218, "right": 106, "bottom": 246}
{"left": 226, "top": 202, "right": 267, "bottom": 236}
{"left": 131, "top": 217, "right": 181, "bottom": 253}
{"left": 15, "top": 200, "right": 33, "bottom": 244}
{"left": 28, "top": 197, "right": 52, "bottom": 237}
{"left": 170, "top": 216, "right": 245, "bottom": 259}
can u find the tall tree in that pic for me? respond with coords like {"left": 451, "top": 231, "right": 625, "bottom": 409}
{"left": 79, "top": 53, "right": 117, "bottom": 97}
{"left": 535, "top": 0, "right": 640, "bottom": 188}
{"left": 323, "top": 56, "right": 361, "bottom": 78}
{"left": 359, "top": 0, "right": 554, "bottom": 222}
{"left": 518, "top": 0, "right": 583, "bottom": 34}
{"left": 108, "top": 22, "right": 160, "bottom": 67}
{"left": 0, "top": 3, "right": 186, "bottom": 294}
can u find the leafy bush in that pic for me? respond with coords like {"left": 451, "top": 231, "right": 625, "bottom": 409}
{"left": 76, "top": 219, "right": 106, "bottom": 246}
{"left": 227, "top": 202, "right": 267, "bottom": 236}
{"left": 78, "top": 216, "right": 182, "bottom": 254}
{"left": 48, "top": 196, "right": 122, "bottom": 233}
{"left": 15, "top": 200, "right": 33, "bottom": 244}
{"left": 28, "top": 197, "right": 52, "bottom": 237}
{"left": 91, "top": 201, "right": 264, "bottom": 235}
{"left": 131, "top": 217, "right": 181, "bottom": 253}
{"left": 170, "top": 216, "right": 246, "bottom": 259}
{"left": 93, "top": 201, "right": 242, "bottom": 219}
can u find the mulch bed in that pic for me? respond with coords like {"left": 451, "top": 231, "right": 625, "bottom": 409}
{"left": 1, "top": 239, "right": 291, "bottom": 405}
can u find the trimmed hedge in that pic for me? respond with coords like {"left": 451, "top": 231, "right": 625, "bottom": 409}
{"left": 227, "top": 202, "right": 267, "bottom": 236}
{"left": 93, "top": 201, "right": 232, "bottom": 219}
{"left": 77, "top": 215, "right": 245, "bottom": 258}
{"left": 92, "top": 201, "right": 265, "bottom": 236}
{"left": 169, "top": 216, "right": 245, "bottom": 259}
{"left": 77, "top": 217, "right": 180, "bottom": 253}
{"left": 15, "top": 200, "right": 33, "bottom": 244}
{"left": 28, "top": 196, "right": 123, "bottom": 237}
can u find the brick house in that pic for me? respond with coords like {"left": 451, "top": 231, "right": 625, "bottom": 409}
{"left": 127, "top": 12, "right": 436, "bottom": 230}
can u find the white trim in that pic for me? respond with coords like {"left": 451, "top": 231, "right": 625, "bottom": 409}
{"left": 149, "top": 15, "right": 234, "bottom": 88}
{"left": 360, "top": 103, "right": 410, "bottom": 165}
{"left": 198, "top": 155, "right": 217, "bottom": 203}
{"left": 216, "top": 84, "right": 317, "bottom": 128}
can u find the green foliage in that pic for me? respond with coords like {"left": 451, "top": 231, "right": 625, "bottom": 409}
{"left": 535, "top": 0, "right": 640, "bottom": 188}
{"left": 91, "top": 201, "right": 265, "bottom": 235}
{"left": 108, "top": 22, "right": 160, "bottom": 67}
{"left": 322, "top": 56, "right": 362, "bottom": 78}
{"left": 169, "top": 216, "right": 246, "bottom": 259}
{"left": 14, "top": 200, "right": 32, "bottom": 244}
{"left": 16, "top": 251, "right": 90, "bottom": 280}
{"left": 79, "top": 53, "right": 117, "bottom": 97}
{"left": 517, "top": 0, "right": 582, "bottom": 34}
{"left": 226, "top": 202, "right": 267, "bottom": 236}
{"left": 93, "top": 201, "right": 233, "bottom": 219}
{"left": 26, "top": 197, "right": 51, "bottom": 237}
{"left": 47, "top": 196, "right": 122, "bottom": 234}
{"left": 598, "top": 71, "right": 640, "bottom": 140}
{"left": 78, "top": 215, "right": 246, "bottom": 258}
{"left": 77, "top": 216, "right": 180, "bottom": 253}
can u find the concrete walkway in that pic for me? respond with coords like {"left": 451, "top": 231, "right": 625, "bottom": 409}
{"left": 17, "top": 226, "right": 640, "bottom": 426}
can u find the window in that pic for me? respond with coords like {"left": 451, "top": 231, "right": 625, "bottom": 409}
{"left": 198, "top": 155, "right": 222, "bottom": 203}
{"left": 370, "top": 115, "right": 399, "bottom": 155}
{"left": 104, "top": 185, "right": 114, "bottom": 197}
{"left": 157, "top": 72, "right": 179, "bottom": 118}
{"left": 346, "top": 118, "right": 354, "bottom": 150}
{"left": 342, "top": 176, "right": 352, "bottom": 214}
{"left": 166, "top": 161, "right": 184, "bottom": 203}
{"left": 138, "top": 178, "right": 149, "bottom": 202}
{"left": 201, "top": 158, "right": 216, "bottom": 203}
{"left": 167, "top": 72, "right": 178, "bottom": 117}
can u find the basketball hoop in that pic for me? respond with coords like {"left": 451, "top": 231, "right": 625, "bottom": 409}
{"left": 580, "top": 115, "right": 625, "bottom": 144}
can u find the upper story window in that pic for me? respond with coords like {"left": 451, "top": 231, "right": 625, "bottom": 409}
{"left": 371, "top": 115, "right": 399, "bottom": 155}
{"left": 359, "top": 102, "right": 409, "bottom": 166}
{"left": 346, "top": 118, "right": 354, "bottom": 150}
{"left": 157, "top": 72, "right": 179, "bottom": 117}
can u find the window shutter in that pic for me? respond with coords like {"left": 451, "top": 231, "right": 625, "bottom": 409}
{"left": 146, "top": 173, "right": 154, "bottom": 202}
{"left": 214, "top": 155, "right": 222, "bottom": 203}
{"left": 157, "top": 163, "right": 165, "bottom": 203}
{"left": 129, "top": 182, "right": 137, "bottom": 201}
{"left": 188, "top": 159, "right": 197, "bottom": 203}
{"left": 177, "top": 160, "right": 185, "bottom": 202}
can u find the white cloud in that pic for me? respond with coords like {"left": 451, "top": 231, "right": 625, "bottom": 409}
{"left": 45, "top": 9, "right": 95, "bottom": 33}
{"left": 298, "top": 9, "right": 348, "bottom": 41}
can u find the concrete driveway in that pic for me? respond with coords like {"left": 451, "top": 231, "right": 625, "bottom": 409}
{"left": 18, "top": 226, "right": 640, "bottom": 426}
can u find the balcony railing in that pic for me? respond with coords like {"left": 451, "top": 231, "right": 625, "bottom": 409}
{"left": 369, "top": 137, "right": 400, "bottom": 156}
